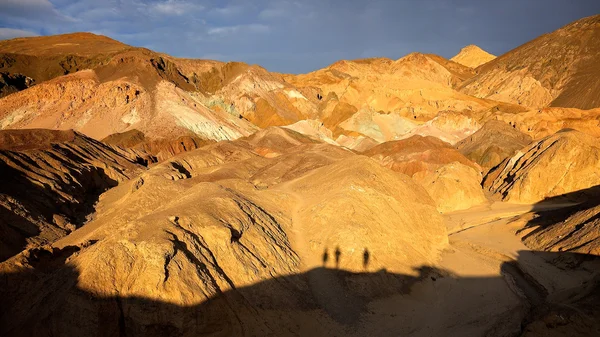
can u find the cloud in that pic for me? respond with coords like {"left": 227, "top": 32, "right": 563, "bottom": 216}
{"left": 151, "top": 0, "right": 204, "bottom": 16}
{"left": 258, "top": 8, "right": 286, "bottom": 19}
{"left": 0, "top": 0, "right": 599, "bottom": 73}
{"left": 0, "top": 0, "right": 75, "bottom": 24}
{"left": 208, "top": 5, "right": 245, "bottom": 17}
{"left": 207, "top": 23, "right": 270, "bottom": 36}
{"left": 258, "top": 1, "right": 303, "bottom": 20}
{"left": 0, "top": 28, "right": 39, "bottom": 40}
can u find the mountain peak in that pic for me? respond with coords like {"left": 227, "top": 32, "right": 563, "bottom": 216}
{"left": 450, "top": 44, "right": 496, "bottom": 68}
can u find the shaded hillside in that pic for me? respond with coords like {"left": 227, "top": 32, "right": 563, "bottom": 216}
{"left": 101, "top": 129, "right": 214, "bottom": 162}
{"left": 1, "top": 247, "right": 599, "bottom": 336}
{"left": 0, "top": 129, "right": 146, "bottom": 261}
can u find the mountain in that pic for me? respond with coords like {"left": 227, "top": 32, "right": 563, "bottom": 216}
{"left": 284, "top": 52, "right": 494, "bottom": 137}
{"left": 3, "top": 13, "right": 600, "bottom": 337}
{"left": 0, "top": 127, "right": 449, "bottom": 336}
{"left": 0, "top": 33, "right": 261, "bottom": 146}
{"left": 0, "top": 32, "right": 518, "bottom": 159}
{"left": 460, "top": 15, "right": 600, "bottom": 109}
{"left": 450, "top": 45, "right": 496, "bottom": 68}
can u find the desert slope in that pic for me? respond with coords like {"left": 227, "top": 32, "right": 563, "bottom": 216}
{"left": 0, "top": 127, "right": 451, "bottom": 336}
{"left": 460, "top": 15, "right": 600, "bottom": 109}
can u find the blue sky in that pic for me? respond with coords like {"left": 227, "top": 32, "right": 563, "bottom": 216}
{"left": 0, "top": 0, "right": 599, "bottom": 73}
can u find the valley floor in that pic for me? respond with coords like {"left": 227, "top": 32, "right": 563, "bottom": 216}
{"left": 289, "top": 201, "right": 600, "bottom": 336}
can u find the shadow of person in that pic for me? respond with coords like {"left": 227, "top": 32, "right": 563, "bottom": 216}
{"left": 334, "top": 246, "right": 341, "bottom": 269}
{"left": 363, "top": 248, "right": 370, "bottom": 270}
{"left": 322, "top": 248, "right": 329, "bottom": 267}
{"left": 2, "top": 249, "right": 600, "bottom": 336}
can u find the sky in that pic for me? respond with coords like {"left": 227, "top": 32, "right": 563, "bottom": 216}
{"left": 0, "top": 0, "right": 599, "bottom": 73}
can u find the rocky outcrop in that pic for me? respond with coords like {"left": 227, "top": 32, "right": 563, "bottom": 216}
{"left": 0, "top": 129, "right": 146, "bottom": 261}
{"left": 365, "top": 135, "right": 480, "bottom": 177}
{"left": 492, "top": 107, "right": 600, "bottom": 140}
{"left": 484, "top": 129, "right": 600, "bottom": 203}
{"left": 518, "top": 198, "right": 600, "bottom": 255}
{"left": 365, "top": 136, "right": 485, "bottom": 212}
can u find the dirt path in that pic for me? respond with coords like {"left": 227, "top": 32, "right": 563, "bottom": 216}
{"left": 446, "top": 201, "right": 579, "bottom": 234}
{"left": 447, "top": 201, "right": 595, "bottom": 295}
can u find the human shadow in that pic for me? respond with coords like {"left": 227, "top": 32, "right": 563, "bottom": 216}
{"left": 363, "top": 248, "right": 370, "bottom": 270}
{"left": 322, "top": 248, "right": 329, "bottom": 266}
{"left": 2, "top": 248, "right": 600, "bottom": 337}
{"left": 334, "top": 246, "right": 341, "bottom": 269}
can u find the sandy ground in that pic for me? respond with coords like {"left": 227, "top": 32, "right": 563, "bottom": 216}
{"left": 285, "top": 200, "right": 599, "bottom": 336}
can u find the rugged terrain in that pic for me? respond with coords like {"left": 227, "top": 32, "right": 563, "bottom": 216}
{"left": 0, "top": 129, "right": 146, "bottom": 261}
{"left": 1, "top": 13, "right": 600, "bottom": 337}
{"left": 460, "top": 15, "right": 600, "bottom": 109}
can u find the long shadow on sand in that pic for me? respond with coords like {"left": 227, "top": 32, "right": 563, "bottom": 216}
{"left": 518, "top": 184, "right": 600, "bottom": 243}
{"left": 1, "top": 249, "right": 600, "bottom": 337}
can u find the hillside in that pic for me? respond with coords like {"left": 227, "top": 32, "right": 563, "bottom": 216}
{"left": 460, "top": 15, "right": 600, "bottom": 109}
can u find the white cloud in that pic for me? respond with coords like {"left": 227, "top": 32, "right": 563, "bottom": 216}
{"left": 151, "top": 0, "right": 204, "bottom": 16}
{"left": 207, "top": 23, "right": 270, "bottom": 36}
{"left": 0, "top": 28, "right": 39, "bottom": 40}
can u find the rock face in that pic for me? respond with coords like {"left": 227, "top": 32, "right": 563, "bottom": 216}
{"left": 456, "top": 120, "right": 532, "bottom": 172}
{"left": 460, "top": 15, "right": 600, "bottom": 109}
{"left": 101, "top": 129, "right": 214, "bottom": 162}
{"left": 0, "top": 127, "right": 448, "bottom": 336}
{"left": 518, "top": 199, "right": 600, "bottom": 255}
{"left": 399, "top": 112, "right": 481, "bottom": 145}
{"left": 0, "top": 70, "right": 259, "bottom": 143}
{"left": 484, "top": 129, "right": 600, "bottom": 203}
{"left": 492, "top": 107, "right": 600, "bottom": 140}
{"left": 0, "top": 129, "right": 146, "bottom": 261}
{"left": 450, "top": 45, "right": 496, "bottom": 68}
{"left": 282, "top": 119, "right": 337, "bottom": 144}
